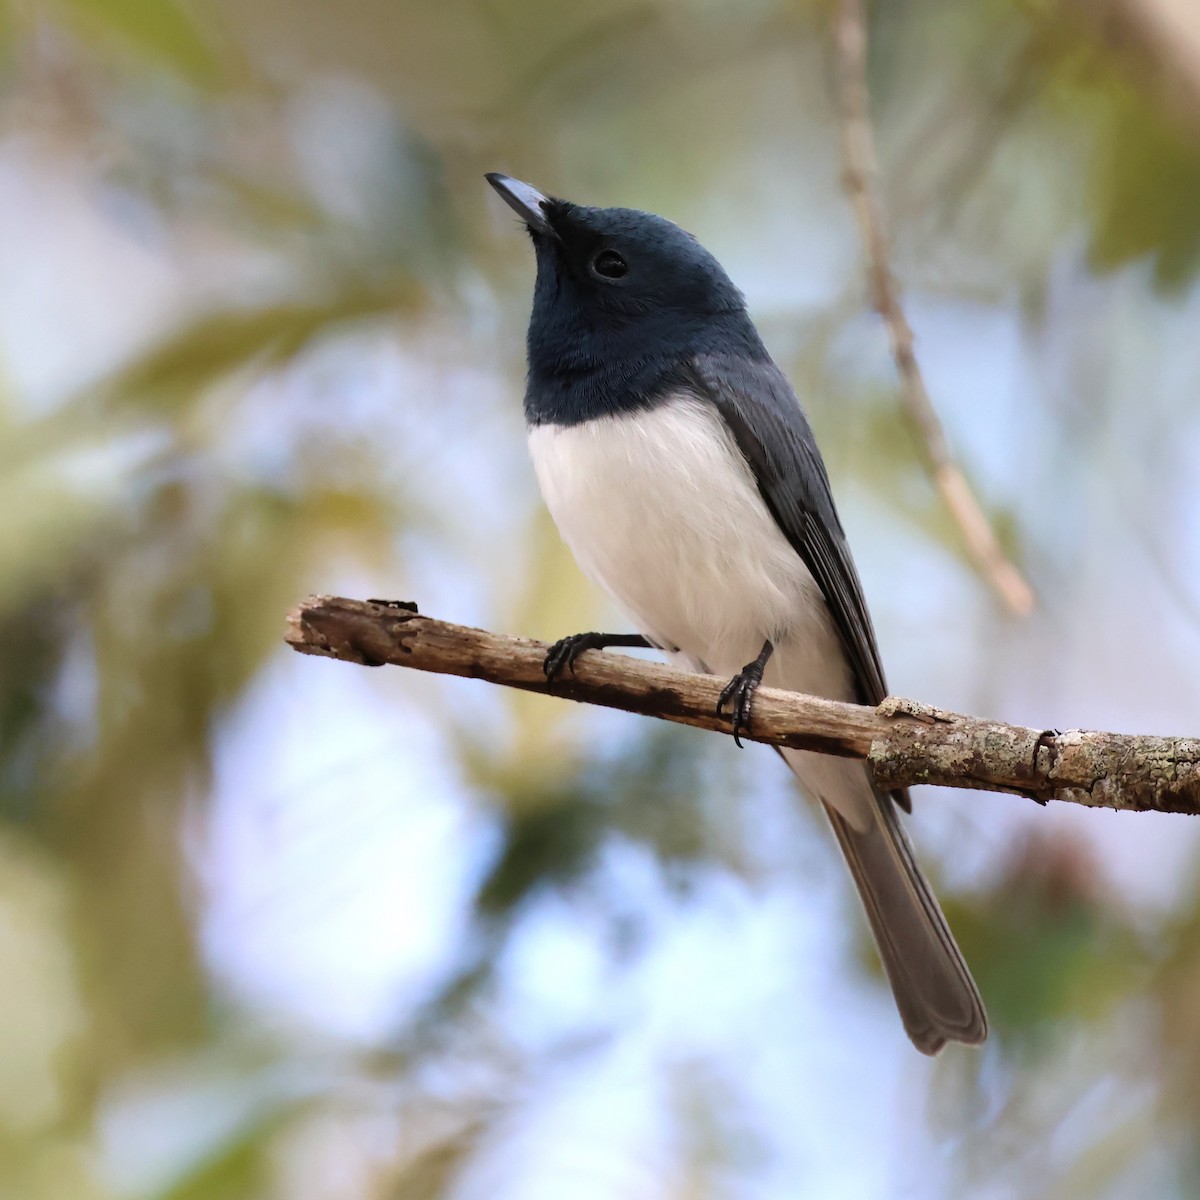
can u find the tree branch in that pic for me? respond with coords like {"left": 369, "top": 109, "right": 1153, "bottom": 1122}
{"left": 285, "top": 596, "right": 1200, "bottom": 815}
{"left": 831, "top": 0, "right": 1036, "bottom": 617}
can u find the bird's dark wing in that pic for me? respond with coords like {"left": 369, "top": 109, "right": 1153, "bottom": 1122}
{"left": 681, "top": 352, "right": 889, "bottom": 710}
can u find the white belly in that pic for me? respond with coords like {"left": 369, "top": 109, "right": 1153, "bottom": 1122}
{"left": 526, "top": 394, "right": 855, "bottom": 704}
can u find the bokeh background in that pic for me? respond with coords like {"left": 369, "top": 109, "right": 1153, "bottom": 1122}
{"left": 4, "top": 0, "right": 1200, "bottom": 1196}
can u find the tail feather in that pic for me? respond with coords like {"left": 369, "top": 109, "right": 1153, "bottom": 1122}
{"left": 824, "top": 792, "right": 987, "bottom": 1054}
{"left": 779, "top": 749, "right": 986, "bottom": 1054}
{"left": 679, "top": 650, "right": 985, "bottom": 1052}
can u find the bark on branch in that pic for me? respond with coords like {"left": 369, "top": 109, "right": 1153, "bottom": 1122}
{"left": 285, "top": 595, "right": 1200, "bottom": 815}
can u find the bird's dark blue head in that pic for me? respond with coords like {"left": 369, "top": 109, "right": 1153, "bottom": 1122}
{"left": 487, "top": 173, "right": 767, "bottom": 426}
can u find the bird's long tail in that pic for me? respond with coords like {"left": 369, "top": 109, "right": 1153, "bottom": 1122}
{"left": 825, "top": 790, "right": 987, "bottom": 1053}
{"left": 781, "top": 750, "right": 987, "bottom": 1054}
{"left": 674, "top": 641, "right": 986, "bottom": 1053}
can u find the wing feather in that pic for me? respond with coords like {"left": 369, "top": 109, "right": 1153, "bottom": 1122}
{"left": 682, "top": 353, "right": 910, "bottom": 809}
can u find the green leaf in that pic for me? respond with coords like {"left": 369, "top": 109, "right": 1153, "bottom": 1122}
{"left": 1085, "top": 78, "right": 1200, "bottom": 290}
{"left": 152, "top": 1097, "right": 308, "bottom": 1200}
{"left": 2, "top": 284, "right": 421, "bottom": 469}
{"left": 55, "top": 0, "right": 224, "bottom": 86}
{"left": 0, "top": 464, "right": 116, "bottom": 618}
{"left": 103, "top": 288, "right": 420, "bottom": 411}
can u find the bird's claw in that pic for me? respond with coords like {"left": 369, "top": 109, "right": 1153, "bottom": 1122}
{"left": 544, "top": 632, "right": 605, "bottom": 682}
{"left": 717, "top": 661, "right": 764, "bottom": 748}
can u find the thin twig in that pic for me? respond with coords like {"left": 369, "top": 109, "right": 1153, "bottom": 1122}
{"left": 831, "top": 0, "right": 1035, "bottom": 617}
{"left": 286, "top": 596, "right": 1200, "bottom": 814}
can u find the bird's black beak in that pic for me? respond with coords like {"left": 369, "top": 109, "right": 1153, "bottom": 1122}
{"left": 486, "top": 172, "right": 558, "bottom": 239}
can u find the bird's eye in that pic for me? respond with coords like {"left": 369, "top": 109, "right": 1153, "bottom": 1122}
{"left": 590, "top": 249, "right": 628, "bottom": 280}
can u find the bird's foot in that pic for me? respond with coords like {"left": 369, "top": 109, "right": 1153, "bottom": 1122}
{"left": 543, "top": 632, "right": 648, "bottom": 681}
{"left": 716, "top": 639, "right": 774, "bottom": 748}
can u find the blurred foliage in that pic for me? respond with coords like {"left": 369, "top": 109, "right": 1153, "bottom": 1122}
{"left": 1, "top": 0, "right": 1200, "bottom": 1197}
{"left": 53, "top": 0, "right": 224, "bottom": 85}
{"left": 948, "top": 831, "right": 1151, "bottom": 1045}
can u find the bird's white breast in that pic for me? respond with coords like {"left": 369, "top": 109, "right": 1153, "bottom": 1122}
{"left": 529, "top": 393, "right": 875, "bottom": 826}
{"left": 526, "top": 394, "right": 852, "bottom": 702}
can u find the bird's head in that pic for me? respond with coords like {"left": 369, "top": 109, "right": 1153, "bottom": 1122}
{"left": 487, "top": 174, "right": 758, "bottom": 417}
{"left": 487, "top": 172, "right": 745, "bottom": 324}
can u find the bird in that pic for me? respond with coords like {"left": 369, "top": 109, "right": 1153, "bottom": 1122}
{"left": 486, "top": 172, "right": 987, "bottom": 1054}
